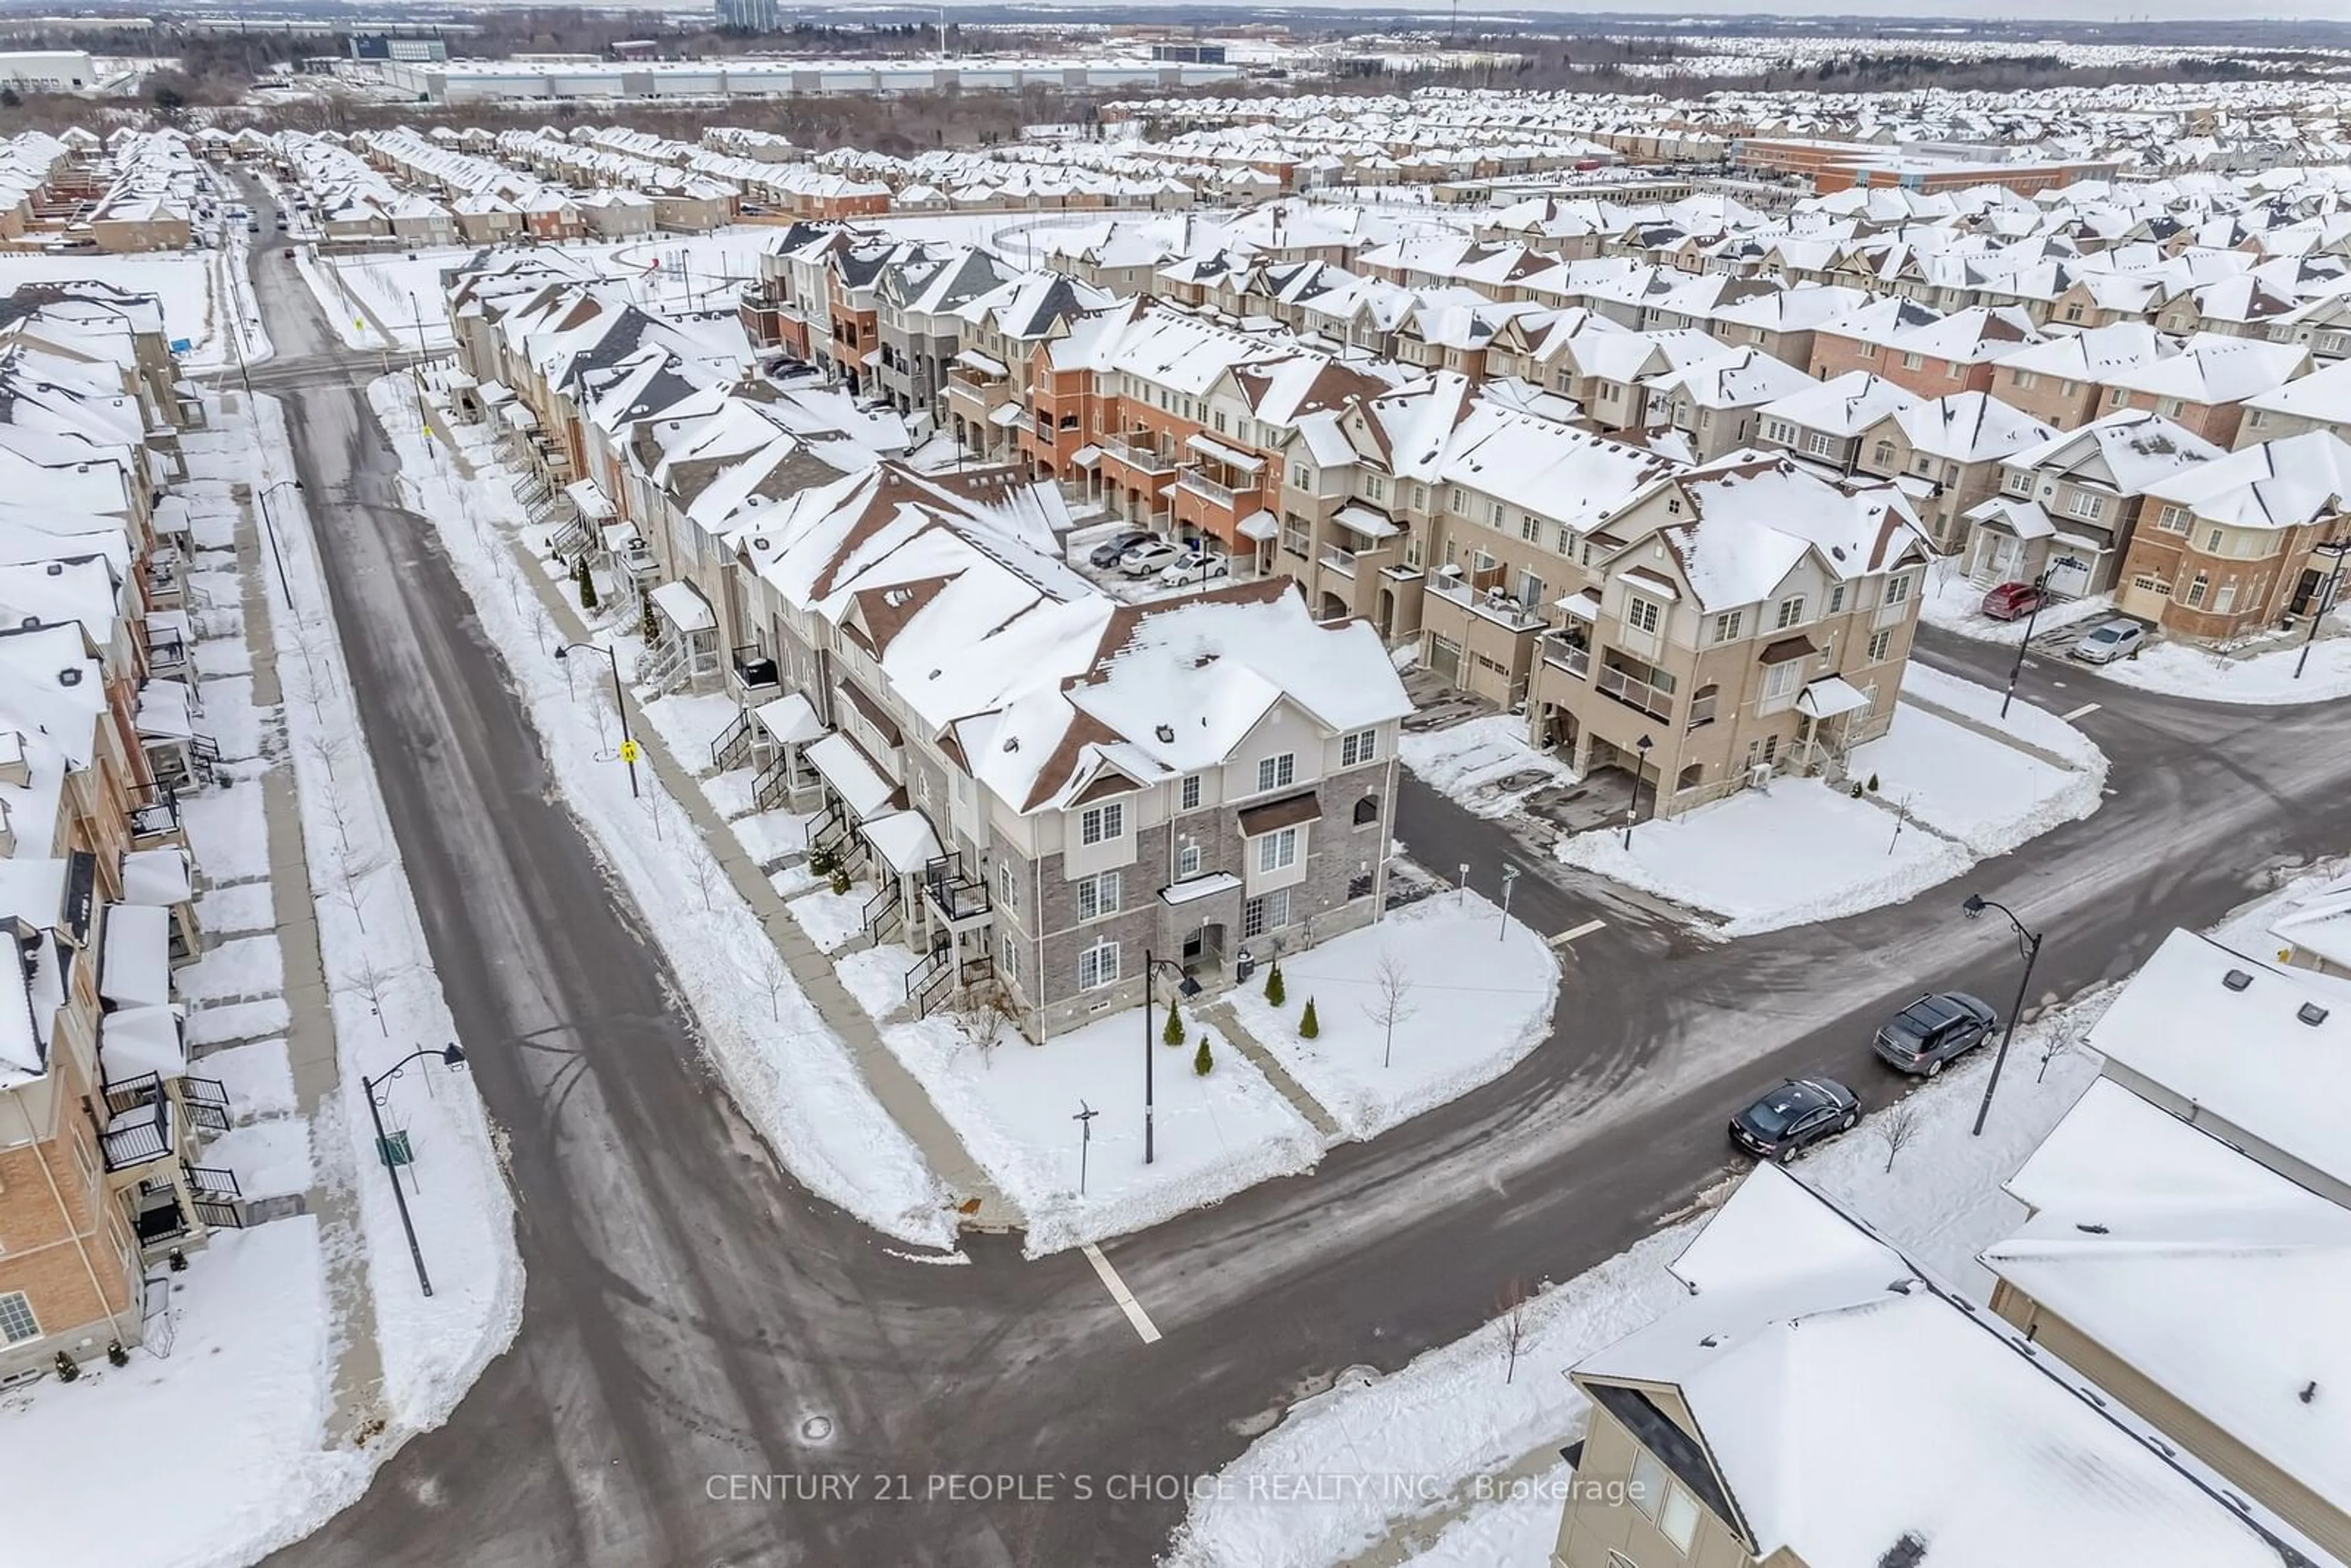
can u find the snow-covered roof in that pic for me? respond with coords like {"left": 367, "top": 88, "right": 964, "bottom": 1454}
{"left": 1577, "top": 1164, "right": 2296, "bottom": 1568}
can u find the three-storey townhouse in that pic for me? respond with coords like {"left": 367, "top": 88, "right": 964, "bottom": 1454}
{"left": 1958, "top": 410, "right": 2222, "bottom": 598}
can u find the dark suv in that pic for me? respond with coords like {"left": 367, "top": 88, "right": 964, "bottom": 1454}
{"left": 1730, "top": 1077, "right": 1859, "bottom": 1163}
{"left": 1872, "top": 992, "right": 1997, "bottom": 1076}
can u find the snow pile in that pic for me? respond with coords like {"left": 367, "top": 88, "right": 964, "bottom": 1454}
{"left": 834, "top": 947, "right": 1324, "bottom": 1257}
{"left": 1560, "top": 675, "right": 2103, "bottom": 936}
{"left": 1398, "top": 715, "right": 1575, "bottom": 819}
{"left": 371, "top": 378, "right": 954, "bottom": 1248}
{"left": 1223, "top": 890, "right": 1559, "bottom": 1139}
{"left": 2090, "top": 627, "right": 2351, "bottom": 705}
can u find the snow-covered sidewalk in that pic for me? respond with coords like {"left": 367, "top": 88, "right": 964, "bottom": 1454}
{"left": 1220, "top": 890, "right": 1559, "bottom": 1140}
{"left": 1558, "top": 672, "right": 2105, "bottom": 936}
{"left": 373, "top": 377, "right": 957, "bottom": 1248}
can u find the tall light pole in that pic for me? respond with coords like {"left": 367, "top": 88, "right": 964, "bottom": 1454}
{"left": 363, "top": 1043, "right": 469, "bottom": 1296}
{"left": 1498, "top": 863, "right": 1519, "bottom": 939}
{"left": 1621, "top": 733, "right": 1653, "bottom": 852}
{"left": 2294, "top": 539, "right": 2350, "bottom": 681}
{"left": 1962, "top": 893, "right": 2041, "bottom": 1138}
{"left": 2001, "top": 567, "right": 2054, "bottom": 720}
{"left": 253, "top": 478, "right": 300, "bottom": 609}
{"left": 1140, "top": 953, "right": 1199, "bottom": 1167}
{"left": 556, "top": 641, "right": 639, "bottom": 797}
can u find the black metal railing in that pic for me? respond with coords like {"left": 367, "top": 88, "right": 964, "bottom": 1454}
{"left": 921, "top": 852, "right": 991, "bottom": 924}
{"left": 100, "top": 1091, "right": 173, "bottom": 1172}
{"left": 861, "top": 881, "right": 900, "bottom": 939}
{"left": 129, "top": 784, "right": 182, "bottom": 843}
{"left": 904, "top": 945, "right": 951, "bottom": 1008}
{"left": 184, "top": 1076, "right": 232, "bottom": 1136}
{"left": 712, "top": 710, "right": 755, "bottom": 772}
{"left": 752, "top": 752, "right": 795, "bottom": 814}
{"left": 186, "top": 1165, "right": 244, "bottom": 1230}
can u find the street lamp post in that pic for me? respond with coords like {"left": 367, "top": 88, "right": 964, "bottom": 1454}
{"left": 555, "top": 642, "right": 639, "bottom": 797}
{"left": 1962, "top": 894, "right": 2042, "bottom": 1138}
{"left": 253, "top": 479, "right": 301, "bottom": 608}
{"left": 362, "top": 1043, "right": 469, "bottom": 1296}
{"left": 2001, "top": 569, "right": 2055, "bottom": 721}
{"left": 1140, "top": 951, "right": 1200, "bottom": 1168}
{"left": 1498, "top": 864, "right": 1520, "bottom": 939}
{"left": 2293, "top": 539, "right": 2351, "bottom": 681}
{"left": 1621, "top": 734, "right": 1654, "bottom": 852}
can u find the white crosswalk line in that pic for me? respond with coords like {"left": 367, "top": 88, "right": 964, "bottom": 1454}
{"left": 1081, "top": 1242, "right": 1161, "bottom": 1345}
{"left": 2060, "top": 702, "right": 2102, "bottom": 722}
{"left": 1548, "top": 918, "right": 1607, "bottom": 948}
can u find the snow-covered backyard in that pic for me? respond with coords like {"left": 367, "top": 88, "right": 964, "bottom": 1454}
{"left": 1558, "top": 673, "right": 2105, "bottom": 936}
{"left": 373, "top": 376, "right": 956, "bottom": 1248}
{"left": 1397, "top": 715, "right": 1577, "bottom": 819}
{"left": 1222, "top": 891, "right": 1559, "bottom": 1140}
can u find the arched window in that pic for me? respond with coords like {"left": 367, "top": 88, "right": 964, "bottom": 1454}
{"left": 1353, "top": 795, "right": 1379, "bottom": 827}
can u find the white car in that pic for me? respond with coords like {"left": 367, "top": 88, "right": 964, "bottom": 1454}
{"left": 1119, "top": 539, "right": 1185, "bottom": 577}
{"left": 2069, "top": 619, "right": 2147, "bottom": 664}
{"left": 1158, "top": 551, "right": 1231, "bottom": 588}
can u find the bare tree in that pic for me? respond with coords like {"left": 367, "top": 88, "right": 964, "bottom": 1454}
{"left": 1877, "top": 1101, "right": 1924, "bottom": 1174}
{"left": 752, "top": 944, "right": 795, "bottom": 1022}
{"left": 1496, "top": 1279, "right": 1532, "bottom": 1385}
{"left": 343, "top": 955, "right": 414, "bottom": 1037}
{"left": 2037, "top": 1021, "right": 2087, "bottom": 1084}
{"left": 948, "top": 981, "right": 1013, "bottom": 1066}
{"left": 325, "top": 839, "right": 390, "bottom": 934}
{"left": 1362, "top": 948, "right": 1419, "bottom": 1069}
{"left": 688, "top": 846, "right": 725, "bottom": 912}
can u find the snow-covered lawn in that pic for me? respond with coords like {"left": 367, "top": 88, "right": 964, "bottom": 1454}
{"left": 637, "top": 689, "right": 741, "bottom": 763}
{"left": 1559, "top": 678, "right": 2103, "bottom": 936}
{"left": 374, "top": 379, "right": 954, "bottom": 1248}
{"left": 206, "top": 1117, "right": 314, "bottom": 1200}
{"left": 1900, "top": 661, "right": 2104, "bottom": 766}
{"left": 2090, "top": 625, "right": 2351, "bottom": 705}
{"left": 1398, "top": 715, "right": 1576, "bottom": 819}
{"left": 0, "top": 1223, "right": 369, "bottom": 1568}
{"left": 848, "top": 984, "right": 1325, "bottom": 1258}
{"left": 786, "top": 879, "right": 877, "bottom": 955}
{"left": 1171, "top": 983, "right": 2115, "bottom": 1568}
{"left": 326, "top": 248, "right": 471, "bottom": 349}
{"left": 1223, "top": 891, "right": 1559, "bottom": 1139}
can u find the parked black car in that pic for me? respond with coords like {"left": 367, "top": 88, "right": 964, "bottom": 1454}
{"left": 1087, "top": 528, "right": 1155, "bottom": 569}
{"left": 1730, "top": 1077, "right": 1860, "bottom": 1163}
{"left": 1872, "top": 992, "right": 1998, "bottom": 1077}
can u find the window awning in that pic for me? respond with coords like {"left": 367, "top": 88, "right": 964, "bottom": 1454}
{"left": 1330, "top": 505, "right": 1398, "bottom": 540}
{"left": 1556, "top": 589, "right": 1602, "bottom": 623}
{"left": 1618, "top": 566, "right": 1679, "bottom": 601}
{"left": 953, "top": 349, "right": 1007, "bottom": 378}
{"left": 1237, "top": 508, "right": 1280, "bottom": 542}
{"left": 1759, "top": 635, "right": 1818, "bottom": 666}
{"left": 1798, "top": 675, "right": 1871, "bottom": 719}
{"left": 1187, "top": 433, "right": 1265, "bottom": 471}
{"left": 1237, "top": 792, "right": 1320, "bottom": 838}
{"left": 805, "top": 732, "right": 898, "bottom": 820}
{"left": 861, "top": 809, "right": 942, "bottom": 878}
{"left": 752, "top": 691, "right": 824, "bottom": 747}
{"left": 649, "top": 580, "right": 716, "bottom": 634}
{"left": 500, "top": 402, "right": 537, "bottom": 431}
{"left": 1070, "top": 444, "right": 1102, "bottom": 468}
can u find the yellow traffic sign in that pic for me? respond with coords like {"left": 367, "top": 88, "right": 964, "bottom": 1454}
{"left": 618, "top": 740, "right": 640, "bottom": 764}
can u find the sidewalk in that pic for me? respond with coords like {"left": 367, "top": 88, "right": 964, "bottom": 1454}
{"left": 429, "top": 415, "right": 1020, "bottom": 1234}
{"left": 225, "top": 416, "right": 387, "bottom": 1443}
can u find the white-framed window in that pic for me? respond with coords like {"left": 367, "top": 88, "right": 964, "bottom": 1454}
{"left": 1801, "top": 429, "right": 1838, "bottom": 459}
{"left": 1256, "top": 753, "right": 1296, "bottom": 793}
{"left": 1341, "top": 729, "right": 1378, "bottom": 767}
{"left": 1761, "top": 659, "right": 1802, "bottom": 710}
{"left": 1625, "top": 595, "right": 1662, "bottom": 634}
{"left": 0, "top": 1291, "right": 39, "bottom": 1345}
{"left": 2215, "top": 581, "right": 2237, "bottom": 613}
{"left": 1518, "top": 512, "right": 1538, "bottom": 543}
{"left": 1242, "top": 887, "right": 1291, "bottom": 938}
{"left": 1900, "top": 350, "right": 1923, "bottom": 370}
{"left": 1076, "top": 870, "right": 1122, "bottom": 921}
{"left": 2185, "top": 574, "right": 2208, "bottom": 607}
{"left": 2013, "top": 369, "right": 2038, "bottom": 390}
{"left": 1775, "top": 595, "right": 1806, "bottom": 629}
{"left": 1177, "top": 839, "right": 1202, "bottom": 878}
{"left": 1257, "top": 827, "right": 1299, "bottom": 873}
{"left": 1884, "top": 572, "right": 1912, "bottom": 607}
{"left": 1077, "top": 937, "right": 1120, "bottom": 991}
{"left": 1179, "top": 774, "right": 1202, "bottom": 811}
{"left": 1659, "top": 1484, "right": 1702, "bottom": 1552}
{"left": 1630, "top": 1447, "right": 1668, "bottom": 1520}
{"left": 1869, "top": 628, "right": 1892, "bottom": 662}
{"left": 1764, "top": 419, "right": 1794, "bottom": 445}
{"left": 2157, "top": 503, "right": 2189, "bottom": 533}
{"left": 996, "top": 860, "right": 1019, "bottom": 910}
{"left": 1079, "top": 801, "right": 1124, "bottom": 846}
{"left": 2068, "top": 490, "right": 2107, "bottom": 521}
{"left": 1518, "top": 571, "right": 1545, "bottom": 610}
{"left": 998, "top": 931, "right": 1019, "bottom": 984}
{"left": 1827, "top": 583, "right": 1847, "bottom": 615}
{"left": 1712, "top": 610, "right": 1742, "bottom": 643}
{"left": 2205, "top": 527, "right": 2225, "bottom": 553}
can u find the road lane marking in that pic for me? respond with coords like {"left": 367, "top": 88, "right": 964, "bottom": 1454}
{"left": 1549, "top": 918, "right": 1607, "bottom": 948}
{"left": 2060, "top": 702, "right": 2101, "bottom": 722}
{"left": 1081, "top": 1242, "right": 1161, "bottom": 1345}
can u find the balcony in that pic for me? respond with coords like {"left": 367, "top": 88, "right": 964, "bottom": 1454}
{"left": 1319, "top": 546, "right": 1357, "bottom": 578}
{"left": 100, "top": 1091, "right": 176, "bottom": 1174}
{"left": 1177, "top": 466, "right": 1243, "bottom": 509}
{"left": 1595, "top": 661, "right": 1675, "bottom": 723}
{"left": 729, "top": 643, "right": 780, "bottom": 701}
{"left": 1542, "top": 634, "right": 1591, "bottom": 679}
{"left": 129, "top": 784, "right": 186, "bottom": 850}
{"left": 1428, "top": 572, "right": 1547, "bottom": 632}
{"left": 945, "top": 362, "right": 1012, "bottom": 413}
{"left": 920, "top": 852, "right": 993, "bottom": 936}
{"left": 1100, "top": 435, "right": 1177, "bottom": 476}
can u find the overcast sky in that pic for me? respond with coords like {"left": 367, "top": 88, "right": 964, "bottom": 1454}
{"left": 1151, "top": 0, "right": 2346, "bottom": 20}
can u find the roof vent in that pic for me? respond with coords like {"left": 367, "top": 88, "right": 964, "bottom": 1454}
{"left": 2075, "top": 1221, "right": 2110, "bottom": 1235}
{"left": 1698, "top": 1334, "right": 1720, "bottom": 1348}
{"left": 2300, "top": 1003, "right": 2330, "bottom": 1027}
{"left": 18, "top": 617, "right": 35, "bottom": 629}
{"left": 1002, "top": 737, "right": 1019, "bottom": 753}
{"left": 1886, "top": 1278, "right": 1914, "bottom": 1296}
{"left": 45, "top": 561, "right": 62, "bottom": 576}
{"left": 1155, "top": 724, "right": 1175, "bottom": 743}
{"left": 2302, "top": 1381, "right": 2319, "bottom": 1405}
{"left": 2223, "top": 969, "right": 2253, "bottom": 991}
{"left": 58, "top": 667, "right": 81, "bottom": 686}
{"left": 752, "top": 537, "right": 770, "bottom": 552}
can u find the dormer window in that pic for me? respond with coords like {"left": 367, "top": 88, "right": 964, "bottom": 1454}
{"left": 1079, "top": 801, "right": 1124, "bottom": 846}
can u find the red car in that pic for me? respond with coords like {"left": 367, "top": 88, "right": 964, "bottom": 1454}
{"left": 1981, "top": 581, "right": 2045, "bottom": 621}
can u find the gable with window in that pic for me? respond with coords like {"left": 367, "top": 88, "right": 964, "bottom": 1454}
{"left": 1340, "top": 729, "right": 1378, "bottom": 768}
{"left": 1256, "top": 752, "right": 1297, "bottom": 793}
{"left": 1774, "top": 594, "right": 1807, "bottom": 630}
{"left": 1079, "top": 800, "right": 1125, "bottom": 846}
{"left": 1625, "top": 595, "right": 1663, "bottom": 636}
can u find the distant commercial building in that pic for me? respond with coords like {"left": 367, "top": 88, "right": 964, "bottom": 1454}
{"left": 348, "top": 32, "right": 449, "bottom": 64}
{"left": 0, "top": 50, "right": 93, "bottom": 91}
{"left": 1150, "top": 43, "right": 1226, "bottom": 65}
{"left": 1731, "top": 135, "right": 2117, "bottom": 197}
{"left": 378, "top": 55, "right": 1239, "bottom": 104}
{"left": 714, "top": 0, "right": 782, "bottom": 31}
